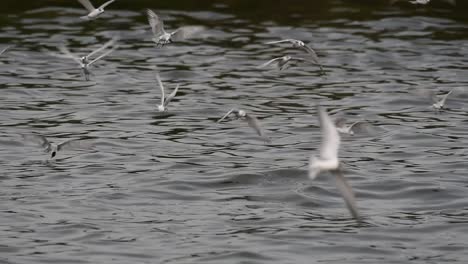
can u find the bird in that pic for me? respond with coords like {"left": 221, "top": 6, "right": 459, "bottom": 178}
{"left": 259, "top": 55, "right": 316, "bottom": 71}
{"left": 22, "top": 134, "right": 94, "bottom": 159}
{"left": 0, "top": 45, "right": 11, "bottom": 56}
{"left": 266, "top": 39, "right": 324, "bottom": 72}
{"left": 217, "top": 109, "right": 271, "bottom": 142}
{"left": 334, "top": 118, "right": 367, "bottom": 135}
{"left": 77, "top": 0, "right": 116, "bottom": 20}
{"left": 147, "top": 9, "right": 203, "bottom": 47}
{"left": 59, "top": 37, "right": 118, "bottom": 81}
{"left": 154, "top": 71, "right": 179, "bottom": 112}
{"left": 309, "top": 106, "right": 360, "bottom": 221}
{"left": 432, "top": 90, "right": 453, "bottom": 110}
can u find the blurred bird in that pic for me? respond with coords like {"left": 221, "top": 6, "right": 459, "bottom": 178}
{"left": 147, "top": 9, "right": 204, "bottom": 47}
{"left": 59, "top": 37, "right": 118, "bottom": 80}
{"left": 77, "top": 0, "right": 116, "bottom": 20}
{"left": 334, "top": 118, "right": 368, "bottom": 135}
{"left": 432, "top": 90, "right": 453, "bottom": 110}
{"left": 217, "top": 109, "right": 271, "bottom": 142}
{"left": 309, "top": 106, "right": 360, "bottom": 221}
{"left": 22, "top": 134, "right": 94, "bottom": 159}
{"left": 266, "top": 39, "right": 324, "bottom": 72}
{"left": 154, "top": 71, "right": 180, "bottom": 112}
{"left": 0, "top": 45, "right": 11, "bottom": 56}
{"left": 259, "top": 55, "right": 317, "bottom": 71}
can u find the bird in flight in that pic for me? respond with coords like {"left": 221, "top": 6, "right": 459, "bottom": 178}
{"left": 217, "top": 109, "right": 271, "bottom": 143}
{"left": 154, "top": 71, "right": 180, "bottom": 112}
{"left": 266, "top": 39, "right": 324, "bottom": 73}
{"left": 77, "top": 0, "right": 116, "bottom": 20}
{"left": 309, "top": 106, "right": 360, "bottom": 221}
{"left": 22, "top": 134, "right": 94, "bottom": 159}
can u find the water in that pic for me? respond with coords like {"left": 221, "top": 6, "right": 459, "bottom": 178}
{"left": 1, "top": 0, "right": 468, "bottom": 263}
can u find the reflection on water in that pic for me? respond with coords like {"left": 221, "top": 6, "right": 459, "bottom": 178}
{"left": 1, "top": 0, "right": 468, "bottom": 263}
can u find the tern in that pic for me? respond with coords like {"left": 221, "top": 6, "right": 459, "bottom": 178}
{"left": 259, "top": 55, "right": 318, "bottom": 71}
{"left": 147, "top": 9, "right": 203, "bottom": 47}
{"left": 334, "top": 118, "right": 366, "bottom": 135}
{"left": 217, "top": 109, "right": 271, "bottom": 142}
{"left": 59, "top": 37, "right": 118, "bottom": 81}
{"left": 309, "top": 106, "right": 360, "bottom": 221}
{"left": 154, "top": 71, "right": 179, "bottom": 112}
{"left": 432, "top": 90, "right": 453, "bottom": 110}
{"left": 77, "top": 0, "right": 116, "bottom": 20}
{"left": 266, "top": 39, "right": 324, "bottom": 72}
{"left": 0, "top": 46, "right": 11, "bottom": 56}
{"left": 22, "top": 134, "right": 94, "bottom": 159}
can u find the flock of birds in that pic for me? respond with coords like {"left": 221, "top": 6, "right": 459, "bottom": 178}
{"left": 0, "top": 0, "right": 458, "bottom": 222}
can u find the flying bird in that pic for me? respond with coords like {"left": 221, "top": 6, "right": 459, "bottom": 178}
{"left": 22, "top": 134, "right": 94, "bottom": 159}
{"left": 59, "top": 37, "right": 118, "bottom": 80}
{"left": 217, "top": 109, "right": 271, "bottom": 142}
{"left": 309, "top": 106, "right": 360, "bottom": 221}
{"left": 259, "top": 55, "right": 317, "bottom": 71}
{"left": 334, "top": 118, "right": 368, "bottom": 135}
{"left": 147, "top": 9, "right": 203, "bottom": 47}
{"left": 0, "top": 46, "right": 11, "bottom": 56}
{"left": 431, "top": 90, "right": 453, "bottom": 110}
{"left": 154, "top": 71, "right": 180, "bottom": 112}
{"left": 266, "top": 39, "right": 324, "bottom": 72}
{"left": 77, "top": 0, "right": 116, "bottom": 20}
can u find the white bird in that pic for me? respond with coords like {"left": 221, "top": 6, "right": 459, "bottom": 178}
{"left": 432, "top": 90, "right": 452, "bottom": 110}
{"left": 22, "top": 134, "right": 94, "bottom": 159}
{"left": 147, "top": 9, "right": 203, "bottom": 47}
{"left": 259, "top": 55, "right": 318, "bottom": 71}
{"left": 217, "top": 109, "right": 271, "bottom": 142}
{"left": 309, "top": 106, "right": 360, "bottom": 220}
{"left": 334, "top": 118, "right": 367, "bottom": 135}
{"left": 155, "top": 72, "right": 179, "bottom": 112}
{"left": 266, "top": 39, "right": 324, "bottom": 72}
{"left": 0, "top": 46, "right": 11, "bottom": 56}
{"left": 59, "top": 38, "right": 118, "bottom": 81}
{"left": 77, "top": 0, "right": 116, "bottom": 20}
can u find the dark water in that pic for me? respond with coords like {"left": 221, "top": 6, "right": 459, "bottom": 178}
{"left": 1, "top": 0, "right": 468, "bottom": 263}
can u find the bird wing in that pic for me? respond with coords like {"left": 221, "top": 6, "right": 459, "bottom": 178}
{"left": 439, "top": 90, "right": 453, "bottom": 105}
{"left": 155, "top": 72, "right": 165, "bottom": 106}
{"left": 258, "top": 57, "right": 283, "bottom": 68}
{"left": 98, "top": 0, "right": 115, "bottom": 9}
{"left": 87, "top": 36, "right": 118, "bottom": 58}
{"left": 318, "top": 106, "right": 340, "bottom": 160}
{"left": 265, "top": 39, "right": 293, "bottom": 45}
{"left": 333, "top": 170, "right": 360, "bottom": 221}
{"left": 88, "top": 45, "right": 117, "bottom": 65}
{"left": 58, "top": 139, "right": 94, "bottom": 151}
{"left": 77, "top": 0, "right": 96, "bottom": 12}
{"left": 217, "top": 109, "right": 235, "bottom": 123}
{"left": 0, "top": 45, "right": 11, "bottom": 56}
{"left": 58, "top": 45, "right": 83, "bottom": 66}
{"left": 245, "top": 114, "right": 270, "bottom": 142}
{"left": 164, "top": 84, "right": 179, "bottom": 107}
{"left": 171, "top": 26, "right": 204, "bottom": 41}
{"left": 22, "top": 134, "right": 52, "bottom": 152}
{"left": 147, "top": 9, "right": 165, "bottom": 37}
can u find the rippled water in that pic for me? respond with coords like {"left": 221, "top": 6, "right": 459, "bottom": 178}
{"left": 1, "top": 0, "right": 468, "bottom": 263}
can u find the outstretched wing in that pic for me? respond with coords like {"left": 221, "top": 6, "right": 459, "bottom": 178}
{"left": 155, "top": 72, "right": 166, "bottom": 106}
{"left": 88, "top": 45, "right": 117, "bottom": 65}
{"left": 22, "top": 134, "right": 52, "bottom": 152}
{"left": 87, "top": 36, "right": 118, "bottom": 58}
{"left": 77, "top": 0, "right": 96, "bottom": 12}
{"left": 245, "top": 114, "right": 270, "bottom": 142}
{"left": 98, "top": 0, "right": 115, "bottom": 9}
{"left": 265, "top": 39, "right": 294, "bottom": 45}
{"left": 58, "top": 139, "right": 94, "bottom": 151}
{"left": 217, "top": 109, "right": 235, "bottom": 123}
{"left": 439, "top": 90, "right": 453, "bottom": 105}
{"left": 59, "top": 45, "right": 83, "bottom": 66}
{"left": 147, "top": 9, "right": 165, "bottom": 37}
{"left": 317, "top": 106, "right": 340, "bottom": 160}
{"left": 171, "top": 26, "right": 204, "bottom": 41}
{"left": 333, "top": 170, "right": 360, "bottom": 221}
{"left": 258, "top": 57, "right": 283, "bottom": 68}
{"left": 164, "top": 84, "right": 179, "bottom": 107}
